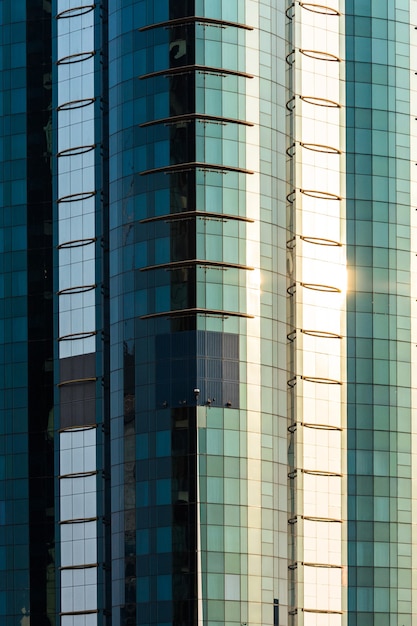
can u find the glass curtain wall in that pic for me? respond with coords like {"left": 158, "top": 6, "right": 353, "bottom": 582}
{"left": 345, "top": 1, "right": 414, "bottom": 624}
{"left": 286, "top": 1, "right": 347, "bottom": 624}
{"left": 109, "top": 0, "right": 283, "bottom": 624}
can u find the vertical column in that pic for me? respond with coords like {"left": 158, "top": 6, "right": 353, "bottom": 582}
{"left": 286, "top": 2, "right": 346, "bottom": 624}
{"left": 411, "top": 1, "right": 417, "bottom": 619}
{"left": 54, "top": 2, "right": 107, "bottom": 624}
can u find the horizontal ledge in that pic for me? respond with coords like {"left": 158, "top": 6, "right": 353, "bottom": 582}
{"left": 289, "top": 515, "right": 342, "bottom": 523}
{"left": 57, "top": 284, "right": 97, "bottom": 295}
{"left": 59, "top": 516, "right": 98, "bottom": 525}
{"left": 140, "top": 112, "right": 253, "bottom": 127}
{"left": 303, "top": 422, "right": 343, "bottom": 431}
{"left": 140, "top": 260, "right": 254, "bottom": 272}
{"left": 57, "top": 191, "right": 96, "bottom": 203}
{"left": 300, "top": 188, "right": 341, "bottom": 200}
{"left": 288, "top": 421, "right": 342, "bottom": 432}
{"left": 59, "top": 563, "right": 98, "bottom": 571}
{"left": 56, "top": 4, "right": 95, "bottom": 19}
{"left": 301, "top": 375, "right": 342, "bottom": 384}
{"left": 299, "top": 48, "right": 341, "bottom": 61}
{"left": 302, "top": 469, "right": 343, "bottom": 477}
{"left": 59, "top": 470, "right": 98, "bottom": 479}
{"left": 288, "top": 468, "right": 342, "bottom": 478}
{"left": 300, "top": 94, "right": 341, "bottom": 108}
{"left": 140, "top": 308, "right": 254, "bottom": 320}
{"left": 139, "top": 64, "right": 254, "bottom": 80}
{"left": 58, "top": 330, "right": 97, "bottom": 342}
{"left": 60, "top": 610, "right": 99, "bottom": 616}
{"left": 57, "top": 237, "right": 97, "bottom": 249}
{"left": 140, "top": 210, "right": 254, "bottom": 223}
{"left": 139, "top": 16, "right": 253, "bottom": 31}
{"left": 300, "top": 141, "right": 341, "bottom": 154}
{"left": 302, "top": 609, "right": 344, "bottom": 615}
{"left": 303, "top": 516, "right": 343, "bottom": 523}
{"left": 301, "top": 329, "right": 343, "bottom": 338}
{"left": 300, "top": 235, "right": 342, "bottom": 247}
{"left": 57, "top": 97, "right": 96, "bottom": 111}
{"left": 300, "top": 282, "right": 341, "bottom": 293}
{"left": 140, "top": 162, "right": 254, "bottom": 176}
{"left": 302, "top": 562, "right": 343, "bottom": 569}
{"left": 299, "top": 2, "right": 341, "bottom": 15}
{"left": 58, "top": 424, "right": 98, "bottom": 433}
{"left": 57, "top": 377, "right": 97, "bottom": 387}
{"left": 57, "top": 144, "right": 96, "bottom": 157}
{"left": 57, "top": 51, "right": 95, "bottom": 65}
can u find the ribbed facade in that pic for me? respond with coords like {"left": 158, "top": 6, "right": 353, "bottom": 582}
{"left": 0, "top": 1, "right": 416, "bottom": 625}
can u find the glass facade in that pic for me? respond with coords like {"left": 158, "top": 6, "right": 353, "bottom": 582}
{"left": 0, "top": 1, "right": 416, "bottom": 624}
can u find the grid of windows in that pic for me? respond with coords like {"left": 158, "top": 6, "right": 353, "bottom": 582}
{"left": 346, "top": 1, "right": 413, "bottom": 623}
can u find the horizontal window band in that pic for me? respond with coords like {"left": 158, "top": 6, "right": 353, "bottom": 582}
{"left": 57, "top": 284, "right": 97, "bottom": 295}
{"left": 57, "top": 191, "right": 96, "bottom": 203}
{"left": 300, "top": 282, "right": 341, "bottom": 293}
{"left": 57, "top": 97, "right": 96, "bottom": 111}
{"left": 301, "top": 329, "right": 342, "bottom": 338}
{"left": 58, "top": 331, "right": 97, "bottom": 342}
{"left": 299, "top": 2, "right": 341, "bottom": 15}
{"left": 139, "top": 64, "right": 254, "bottom": 80}
{"left": 58, "top": 237, "right": 97, "bottom": 249}
{"left": 60, "top": 610, "right": 99, "bottom": 617}
{"left": 139, "top": 112, "right": 253, "bottom": 127}
{"left": 140, "top": 308, "right": 254, "bottom": 320}
{"left": 300, "top": 94, "right": 341, "bottom": 108}
{"left": 57, "top": 51, "right": 95, "bottom": 65}
{"left": 57, "top": 144, "right": 96, "bottom": 157}
{"left": 59, "top": 424, "right": 98, "bottom": 433}
{"left": 301, "top": 375, "right": 342, "bottom": 384}
{"left": 59, "top": 516, "right": 98, "bottom": 525}
{"left": 56, "top": 5, "right": 95, "bottom": 19}
{"left": 60, "top": 563, "right": 98, "bottom": 571}
{"left": 140, "top": 260, "right": 254, "bottom": 272}
{"left": 300, "top": 142, "right": 341, "bottom": 154}
{"left": 300, "top": 235, "right": 342, "bottom": 247}
{"left": 139, "top": 16, "right": 253, "bottom": 31}
{"left": 57, "top": 377, "right": 97, "bottom": 387}
{"left": 140, "top": 162, "right": 254, "bottom": 176}
{"left": 139, "top": 210, "right": 254, "bottom": 224}
{"left": 59, "top": 470, "right": 98, "bottom": 479}
{"left": 300, "top": 188, "right": 341, "bottom": 200}
{"left": 299, "top": 48, "right": 341, "bottom": 62}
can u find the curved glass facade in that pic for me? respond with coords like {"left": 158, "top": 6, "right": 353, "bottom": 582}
{"left": 2, "top": 2, "right": 417, "bottom": 625}
{"left": 108, "top": 1, "right": 286, "bottom": 624}
{"left": 345, "top": 1, "right": 414, "bottom": 624}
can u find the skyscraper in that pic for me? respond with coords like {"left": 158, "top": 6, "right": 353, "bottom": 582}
{"left": 0, "top": 0, "right": 415, "bottom": 625}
